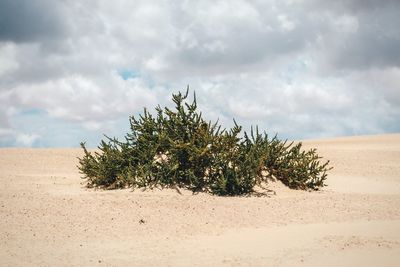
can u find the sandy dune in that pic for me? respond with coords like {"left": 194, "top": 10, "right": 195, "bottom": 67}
{"left": 1, "top": 134, "right": 400, "bottom": 266}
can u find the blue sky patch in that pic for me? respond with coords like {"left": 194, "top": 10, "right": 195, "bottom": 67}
{"left": 118, "top": 69, "right": 140, "bottom": 80}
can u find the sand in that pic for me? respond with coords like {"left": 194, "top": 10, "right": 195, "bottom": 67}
{"left": 1, "top": 134, "right": 400, "bottom": 266}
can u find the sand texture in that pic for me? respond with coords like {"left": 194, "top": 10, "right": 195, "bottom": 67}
{"left": 1, "top": 134, "right": 400, "bottom": 266}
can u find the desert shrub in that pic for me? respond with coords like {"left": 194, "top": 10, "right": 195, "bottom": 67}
{"left": 78, "top": 88, "right": 331, "bottom": 195}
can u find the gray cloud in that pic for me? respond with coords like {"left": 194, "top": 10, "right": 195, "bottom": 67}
{"left": 0, "top": 0, "right": 66, "bottom": 43}
{"left": 307, "top": 0, "right": 400, "bottom": 70}
{"left": 311, "top": 0, "right": 400, "bottom": 13}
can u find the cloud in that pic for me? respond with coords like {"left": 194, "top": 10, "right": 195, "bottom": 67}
{"left": 0, "top": 0, "right": 66, "bottom": 43}
{"left": 0, "top": 43, "right": 18, "bottom": 76}
{"left": 15, "top": 133, "right": 40, "bottom": 147}
{"left": 9, "top": 73, "right": 160, "bottom": 124}
{"left": 307, "top": 0, "right": 400, "bottom": 71}
{"left": 178, "top": 68, "right": 400, "bottom": 139}
{"left": 0, "top": 0, "right": 399, "bottom": 147}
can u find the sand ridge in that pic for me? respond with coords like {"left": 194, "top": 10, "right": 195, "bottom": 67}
{"left": 1, "top": 134, "right": 400, "bottom": 266}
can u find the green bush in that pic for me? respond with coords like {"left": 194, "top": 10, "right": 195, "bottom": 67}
{"left": 78, "top": 88, "right": 331, "bottom": 195}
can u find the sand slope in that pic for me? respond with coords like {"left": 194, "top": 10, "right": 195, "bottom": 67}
{"left": 1, "top": 134, "right": 400, "bottom": 266}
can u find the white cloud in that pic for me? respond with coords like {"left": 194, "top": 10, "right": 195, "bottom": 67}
{"left": 278, "top": 15, "right": 296, "bottom": 31}
{"left": 0, "top": 128, "right": 15, "bottom": 139}
{"left": 16, "top": 133, "right": 40, "bottom": 147}
{"left": 9, "top": 73, "right": 160, "bottom": 124}
{"left": 0, "top": 43, "right": 19, "bottom": 76}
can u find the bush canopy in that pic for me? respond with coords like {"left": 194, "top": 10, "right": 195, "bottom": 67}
{"left": 78, "top": 88, "right": 331, "bottom": 196}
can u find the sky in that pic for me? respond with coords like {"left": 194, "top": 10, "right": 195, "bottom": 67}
{"left": 0, "top": 0, "right": 399, "bottom": 147}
